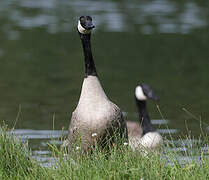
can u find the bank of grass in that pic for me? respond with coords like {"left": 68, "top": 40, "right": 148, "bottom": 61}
{"left": 0, "top": 126, "right": 208, "bottom": 180}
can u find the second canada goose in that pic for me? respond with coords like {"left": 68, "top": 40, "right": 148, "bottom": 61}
{"left": 128, "top": 83, "right": 163, "bottom": 151}
{"left": 67, "top": 16, "right": 128, "bottom": 152}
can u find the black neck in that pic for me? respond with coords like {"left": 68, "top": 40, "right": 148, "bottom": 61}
{"left": 135, "top": 97, "right": 155, "bottom": 135}
{"left": 79, "top": 32, "right": 97, "bottom": 77}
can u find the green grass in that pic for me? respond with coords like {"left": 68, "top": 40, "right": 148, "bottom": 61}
{"left": 0, "top": 125, "right": 208, "bottom": 180}
{"left": 0, "top": 125, "right": 43, "bottom": 179}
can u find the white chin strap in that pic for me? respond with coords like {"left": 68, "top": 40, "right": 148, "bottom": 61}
{"left": 77, "top": 20, "right": 91, "bottom": 34}
{"left": 135, "top": 86, "right": 147, "bottom": 101}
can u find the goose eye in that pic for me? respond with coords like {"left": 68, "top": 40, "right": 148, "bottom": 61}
{"left": 80, "top": 16, "right": 85, "bottom": 21}
{"left": 86, "top": 16, "right": 92, "bottom": 21}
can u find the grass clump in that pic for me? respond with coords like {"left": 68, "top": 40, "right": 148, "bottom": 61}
{"left": 47, "top": 133, "right": 208, "bottom": 180}
{"left": 0, "top": 124, "right": 208, "bottom": 180}
{"left": 0, "top": 125, "right": 46, "bottom": 180}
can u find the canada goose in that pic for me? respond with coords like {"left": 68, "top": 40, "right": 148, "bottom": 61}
{"left": 67, "top": 16, "right": 128, "bottom": 152}
{"left": 128, "top": 83, "right": 163, "bottom": 151}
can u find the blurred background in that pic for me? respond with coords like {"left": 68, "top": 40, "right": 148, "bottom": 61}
{"left": 0, "top": 0, "right": 209, "bottom": 137}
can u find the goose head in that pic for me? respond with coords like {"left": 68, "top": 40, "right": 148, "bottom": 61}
{"left": 78, "top": 16, "right": 95, "bottom": 34}
{"left": 135, "top": 83, "right": 158, "bottom": 102}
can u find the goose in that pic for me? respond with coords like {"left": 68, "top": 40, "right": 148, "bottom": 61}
{"left": 127, "top": 83, "right": 163, "bottom": 151}
{"left": 67, "top": 16, "right": 128, "bottom": 152}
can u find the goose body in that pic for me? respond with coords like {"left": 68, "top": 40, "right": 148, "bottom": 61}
{"left": 129, "top": 130, "right": 163, "bottom": 150}
{"left": 128, "top": 83, "right": 163, "bottom": 151}
{"left": 68, "top": 16, "right": 127, "bottom": 151}
{"left": 127, "top": 121, "right": 142, "bottom": 138}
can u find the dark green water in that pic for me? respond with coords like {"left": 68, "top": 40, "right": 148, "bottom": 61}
{"left": 0, "top": 0, "right": 209, "bottom": 138}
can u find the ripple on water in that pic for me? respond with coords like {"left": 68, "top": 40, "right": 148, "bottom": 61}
{"left": 164, "top": 139, "right": 203, "bottom": 147}
{"left": 2, "top": 0, "right": 208, "bottom": 33}
{"left": 157, "top": 129, "right": 178, "bottom": 134}
{"left": 7, "top": 129, "right": 68, "bottom": 140}
{"left": 32, "top": 155, "right": 58, "bottom": 168}
{"left": 33, "top": 150, "right": 51, "bottom": 155}
{"left": 166, "top": 155, "right": 206, "bottom": 166}
{"left": 164, "top": 147, "right": 189, "bottom": 153}
{"left": 151, "top": 119, "right": 169, "bottom": 125}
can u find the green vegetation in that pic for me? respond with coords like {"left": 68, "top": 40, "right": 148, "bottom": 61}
{"left": 0, "top": 125, "right": 42, "bottom": 179}
{"left": 0, "top": 125, "right": 208, "bottom": 180}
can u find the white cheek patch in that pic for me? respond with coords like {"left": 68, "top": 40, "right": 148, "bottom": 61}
{"left": 77, "top": 20, "right": 91, "bottom": 34}
{"left": 135, "top": 86, "right": 147, "bottom": 101}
